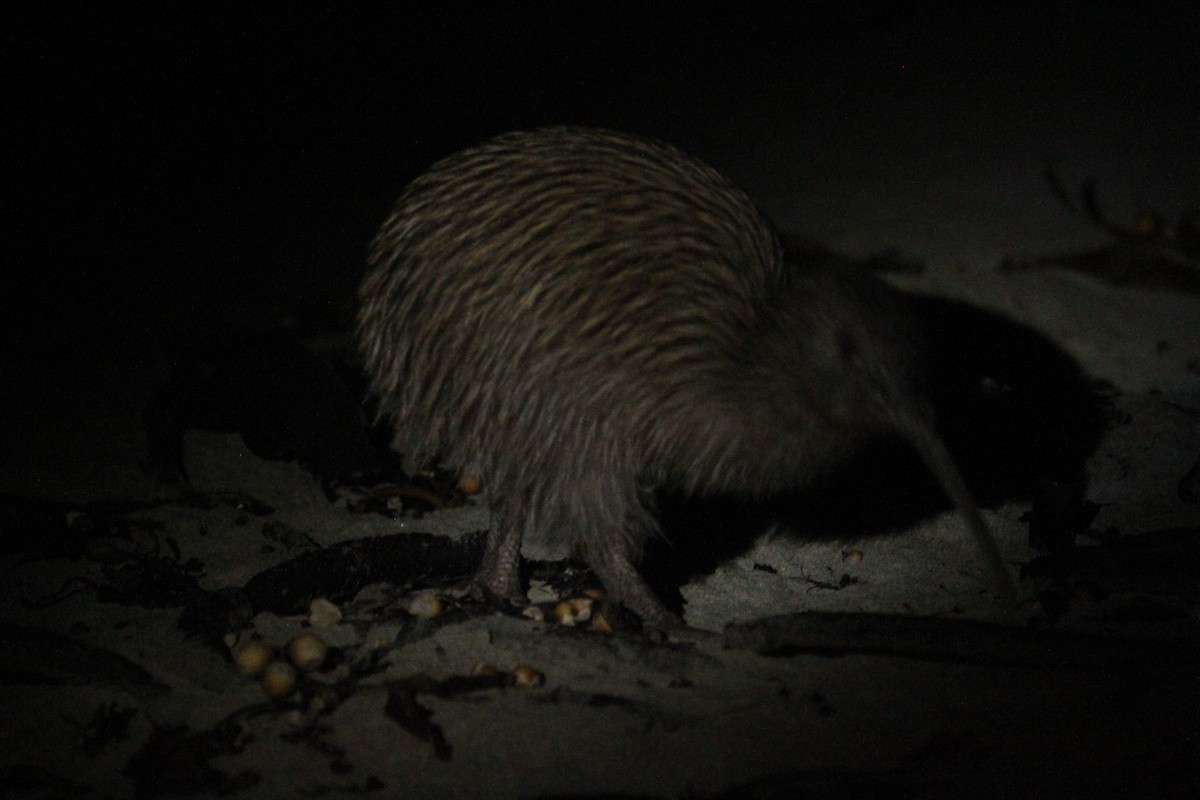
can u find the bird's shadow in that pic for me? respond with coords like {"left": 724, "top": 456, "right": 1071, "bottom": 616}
{"left": 642, "top": 292, "right": 1109, "bottom": 614}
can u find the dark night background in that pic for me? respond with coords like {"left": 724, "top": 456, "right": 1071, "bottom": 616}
{"left": 6, "top": 2, "right": 1197, "bottom": 375}
{"left": 2, "top": 1, "right": 1198, "bottom": 509}
{"left": 1, "top": 0, "right": 1195, "bottom": 506}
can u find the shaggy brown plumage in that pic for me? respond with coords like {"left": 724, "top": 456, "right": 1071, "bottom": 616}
{"left": 358, "top": 127, "right": 1013, "bottom": 625}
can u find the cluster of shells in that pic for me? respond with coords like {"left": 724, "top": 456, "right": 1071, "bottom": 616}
{"left": 232, "top": 631, "right": 328, "bottom": 698}
{"left": 227, "top": 593, "right": 550, "bottom": 700}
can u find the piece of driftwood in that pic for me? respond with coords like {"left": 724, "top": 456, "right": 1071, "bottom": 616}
{"left": 723, "top": 611, "right": 1198, "bottom": 670}
{"left": 241, "top": 531, "right": 487, "bottom": 614}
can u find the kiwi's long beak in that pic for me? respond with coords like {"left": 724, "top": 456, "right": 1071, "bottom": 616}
{"left": 901, "top": 413, "right": 1020, "bottom": 604}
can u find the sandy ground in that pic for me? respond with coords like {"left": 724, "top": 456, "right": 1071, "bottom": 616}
{"left": 3, "top": 9, "right": 1200, "bottom": 799}
{"left": 2, "top": 229, "right": 1198, "bottom": 800}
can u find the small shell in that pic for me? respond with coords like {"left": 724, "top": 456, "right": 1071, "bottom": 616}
{"left": 233, "top": 641, "right": 274, "bottom": 677}
{"left": 842, "top": 548, "right": 864, "bottom": 564}
{"left": 308, "top": 598, "right": 343, "bottom": 628}
{"left": 407, "top": 593, "right": 443, "bottom": 619}
{"left": 458, "top": 473, "right": 483, "bottom": 495}
{"left": 510, "top": 665, "right": 544, "bottom": 688}
{"left": 287, "top": 632, "right": 328, "bottom": 671}
{"left": 552, "top": 597, "right": 593, "bottom": 626}
{"left": 589, "top": 609, "right": 614, "bottom": 634}
{"left": 521, "top": 605, "right": 546, "bottom": 622}
{"left": 260, "top": 661, "right": 298, "bottom": 698}
{"left": 308, "top": 687, "right": 341, "bottom": 714}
